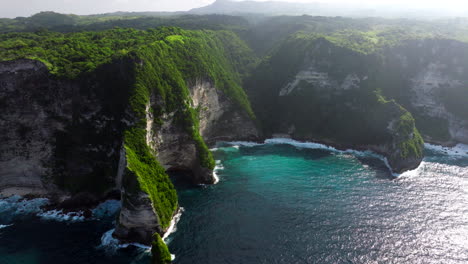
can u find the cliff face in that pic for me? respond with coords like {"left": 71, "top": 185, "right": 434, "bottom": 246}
{"left": 0, "top": 28, "right": 261, "bottom": 252}
{"left": 0, "top": 60, "right": 56, "bottom": 197}
{"left": 0, "top": 59, "right": 260, "bottom": 245}
{"left": 247, "top": 36, "right": 424, "bottom": 173}
{"left": 114, "top": 79, "right": 260, "bottom": 244}
{"left": 190, "top": 80, "right": 259, "bottom": 144}
{"left": 380, "top": 39, "right": 468, "bottom": 145}
{"left": 0, "top": 59, "right": 131, "bottom": 198}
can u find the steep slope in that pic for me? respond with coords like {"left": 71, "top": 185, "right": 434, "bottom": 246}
{"left": 379, "top": 39, "right": 468, "bottom": 145}
{"left": 246, "top": 35, "right": 424, "bottom": 173}
{"left": 0, "top": 27, "right": 259, "bottom": 262}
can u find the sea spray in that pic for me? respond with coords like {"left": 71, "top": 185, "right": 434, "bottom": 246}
{"left": 212, "top": 160, "right": 225, "bottom": 184}
{"left": 163, "top": 207, "right": 185, "bottom": 243}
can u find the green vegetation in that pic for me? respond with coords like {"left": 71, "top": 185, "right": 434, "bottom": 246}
{"left": 393, "top": 111, "right": 425, "bottom": 159}
{"left": 116, "top": 27, "right": 257, "bottom": 226}
{"left": 247, "top": 34, "right": 424, "bottom": 166}
{"left": 0, "top": 27, "right": 255, "bottom": 118}
{"left": 124, "top": 128, "right": 177, "bottom": 228}
{"left": 0, "top": 26, "right": 257, "bottom": 226}
{"left": 0, "top": 12, "right": 249, "bottom": 33}
{"left": 151, "top": 233, "right": 172, "bottom": 264}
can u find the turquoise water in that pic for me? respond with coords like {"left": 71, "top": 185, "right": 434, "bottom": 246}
{"left": 167, "top": 141, "right": 468, "bottom": 264}
{"left": 0, "top": 141, "right": 467, "bottom": 263}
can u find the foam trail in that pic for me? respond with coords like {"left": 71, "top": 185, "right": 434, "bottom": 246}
{"left": 100, "top": 229, "right": 151, "bottom": 251}
{"left": 0, "top": 224, "right": 12, "bottom": 229}
{"left": 163, "top": 207, "right": 185, "bottom": 242}
{"left": 226, "top": 141, "right": 262, "bottom": 147}
{"left": 265, "top": 138, "right": 339, "bottom": 152}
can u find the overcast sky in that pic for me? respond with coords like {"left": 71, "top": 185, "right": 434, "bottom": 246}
{"left": 1, "top": 0, "right": 468, "bottom": 18}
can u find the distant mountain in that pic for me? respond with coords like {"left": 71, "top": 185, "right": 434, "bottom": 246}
{"left": 190, "top": 0, "right": 338, "bottom": 16}
{"left": 189, "top": 0, "right": 462, "bottom": 18}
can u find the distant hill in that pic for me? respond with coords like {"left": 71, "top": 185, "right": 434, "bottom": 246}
{"left": 189, "top": 0, "right": 463, "bottom": 18}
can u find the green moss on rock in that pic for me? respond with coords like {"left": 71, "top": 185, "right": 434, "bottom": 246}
{"left": 151, "top": 233, "right": 172, "bottom": 264}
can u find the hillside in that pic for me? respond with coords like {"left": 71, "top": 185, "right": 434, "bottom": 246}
{"left": 1, "top": 12, "right": 468, "bottom": 264}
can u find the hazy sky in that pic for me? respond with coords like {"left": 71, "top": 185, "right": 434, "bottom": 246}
{"left": 1, "top": 0, "right": 468, "bottom": 18}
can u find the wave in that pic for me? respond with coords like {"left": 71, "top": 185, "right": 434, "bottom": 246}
{"left": 37, "top": 210, "right": 86, "bottom": 222}
{"left": 162, "top": 207, "right": 184, "bottom": 243}
{"left": 0, "top": 224, "right": 12, "bottom": 229}
{"left": 212, "top": 160, "right": 225, "bottom": 184}
{"left": 219, "top": 138, "right": 398, "bottom": 175}
{"left": 100, "top": 229, "right": 151, "bottom": 252}
{"left": 425, "top": 143, "right": 468, "bottom": 158}
{"left": 0, "top": 195, "right": 121, "bottom": 224}
{"left": 225, "top": 141, "right": 263, "bottom": 147}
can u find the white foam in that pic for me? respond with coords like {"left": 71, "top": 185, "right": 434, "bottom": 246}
{"left": 0, "top": 224, "right": 12, "bottom": 229}
{"left": 397, "top": 161, "right": 426, "bottom": 179}
{"left": 265, "top": 138, "right": 339, "bottom": 152}
{"left": 162, "top": 207, "right": 184, "bottom": 242}
{"left": 425, "top": 143, "right": 468, "bottom": 158}
{"left": 212, "top": 171, "right": 220, "bottom": 184}
{"left": 219, "top": 138, "right": 401, "bottom": 176}
{"left": 99, "top": 229, "right": 151, "bottom": 252}
{"left": 37, "top": 210, "right": 85, "bottom": 222}
{"left": 212, "top": 160, "right": 225, "bottom": 184}
{"left": 226, "top": 141, "right": 262, "bottom": 147}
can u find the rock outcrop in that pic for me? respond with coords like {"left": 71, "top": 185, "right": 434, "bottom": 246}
{"left": 190, "top": 79, "right": 259, "bottom": 144}
{"left": 246, "top": 36, "right": 424, "bottom": 173}
{"left": 381, "top": 39, "right": 468, "bottom": 146}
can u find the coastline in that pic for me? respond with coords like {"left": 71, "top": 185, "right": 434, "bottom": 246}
{"left": 214, "top": 137, "right": 467, "bottom": 177}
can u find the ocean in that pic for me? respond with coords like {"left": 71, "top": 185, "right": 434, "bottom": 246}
{"left": 0, "top": 140, "right": 467, "bottom": 264}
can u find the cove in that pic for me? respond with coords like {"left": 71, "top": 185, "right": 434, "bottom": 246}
{"left": 167, "top": 141, "right": 468, "bottom": 264}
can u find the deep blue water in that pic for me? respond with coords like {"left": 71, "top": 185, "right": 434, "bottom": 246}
{"left": 0, "top": 141, "right": 467, "bottom": 264}
{"left": 167, "top": 141, "right": 468, "bottom": 264}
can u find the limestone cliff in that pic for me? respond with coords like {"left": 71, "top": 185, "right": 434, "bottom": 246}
{"left": 380, "top": 39, "right": 468, "bottom": 146}
{"left": 0, "top": 59, "right": 131, "bottom": 199}
{"left": 0, "top": 57, "right": 259, "bottom": 246}
{"left": 246, "top": 36, "right": 424, "bottom": 173}
{"left": 0, "top": 28, "right": 261, "bottom": 253}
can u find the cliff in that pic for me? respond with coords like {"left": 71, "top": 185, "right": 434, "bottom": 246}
{"left": 246, "top": 35, "right": 425, "bottom": 173}
{"left": 5, "top": 23, "right": 468, "bottom": 264}
{"left": 379, "top": 39, "right": 468, "bottom": 146}
{"left": 0, "top": 27, "right": 259, "bottom": 263}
